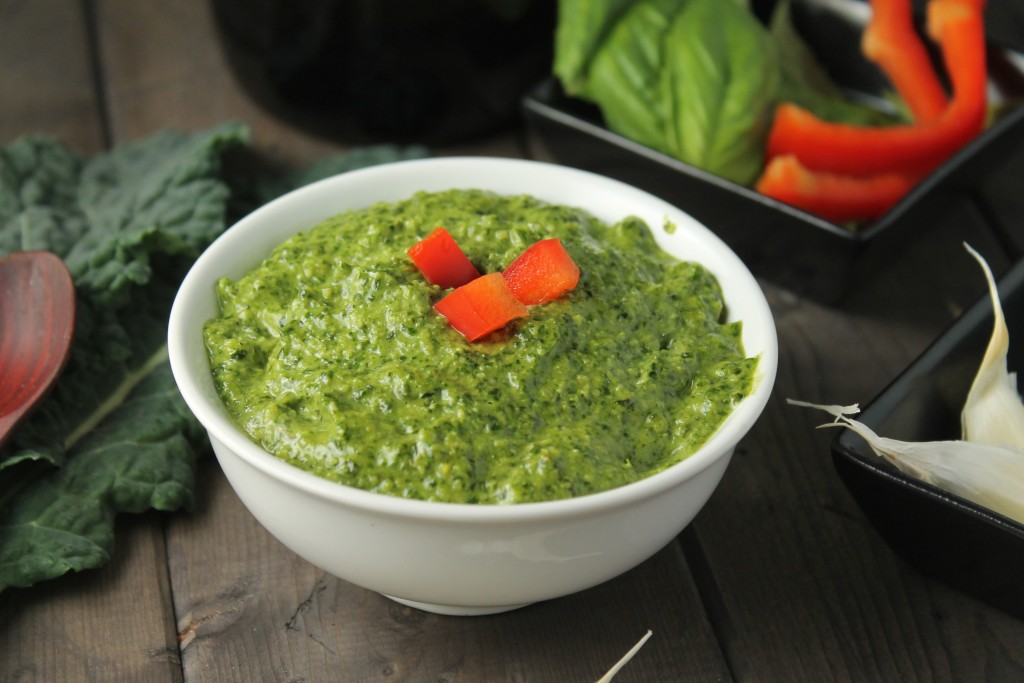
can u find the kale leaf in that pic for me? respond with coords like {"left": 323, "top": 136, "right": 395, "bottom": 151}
{"left": 1, "top": 125, "right": 247, "bottom": 477}
{"left": 0, "top": 125, "right": 428, "bottom": 592}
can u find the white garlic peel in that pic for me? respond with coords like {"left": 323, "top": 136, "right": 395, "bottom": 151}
{"left": 788, "top": 400, "right": 1024, "bottom": 524}
{"left": 961, "top": 243, "right": 1024, "bottom": 448}
{"left": 594, "top": 630, "right": 653, "bottom": 683}
{"left": 787, "top": 244, "right": 1024, "bottom": 526}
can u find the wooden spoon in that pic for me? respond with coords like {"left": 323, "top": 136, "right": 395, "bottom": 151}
{"left": 0, "top": 251, "right": 75, "bottom": 451}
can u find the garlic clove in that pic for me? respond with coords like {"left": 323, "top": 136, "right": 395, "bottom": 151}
{"left": 960, "top": 243, "right": 1024, "bottom": 449}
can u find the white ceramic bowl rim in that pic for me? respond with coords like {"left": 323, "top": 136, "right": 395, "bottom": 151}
{"left": 168, "top": 157, "right": 778, "bottom": 524}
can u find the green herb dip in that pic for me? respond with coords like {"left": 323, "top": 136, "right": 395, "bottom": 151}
{"left": 204, "top": 189, "right": 757, "bottom": 504}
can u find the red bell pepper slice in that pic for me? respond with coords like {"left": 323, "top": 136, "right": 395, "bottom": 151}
{"left": 502, "top": 238, "right": 581, "bottom": 305}
{"left": 755, "top": 155, "right": 918, "bottom": 223}
{"left": 407, "top": 226, "right": 481, "bottom": 289}
{"left": 433, "top": 272, "right": 529, "bottom": 342}
{"left": 861, "top": 0, "right": 948, "bottom": 123}
{"left": 765, "top": 0, "right": 987, "bottom": 177}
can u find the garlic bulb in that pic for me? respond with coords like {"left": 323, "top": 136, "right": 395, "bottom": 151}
{"left": 961, "top": 244, "right": 1024, "bottom": 448}
{"left": 787, "top": 245, "right": 1024, "bottom": 525}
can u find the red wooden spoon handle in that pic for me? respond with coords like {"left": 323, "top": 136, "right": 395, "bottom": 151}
{"left": 0, "top": 251, "right": 76, "bottom": 449}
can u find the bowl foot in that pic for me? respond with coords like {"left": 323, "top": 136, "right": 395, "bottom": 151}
{"left": 383, "top": 594, "right": 531, "bottom": 616}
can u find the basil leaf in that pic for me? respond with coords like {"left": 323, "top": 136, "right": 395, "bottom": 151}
{"left": 663, "top": 0, "right": 779, "bottom": 186}
{"left": 579, "top": 0, "right": 691, "bottom": 153}
{"left": 554, "top": 0, "right": 637, "bottom": 94}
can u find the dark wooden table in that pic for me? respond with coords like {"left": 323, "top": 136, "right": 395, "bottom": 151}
{"left": 3, "top": 2, "right": 1024, "bottom": 681}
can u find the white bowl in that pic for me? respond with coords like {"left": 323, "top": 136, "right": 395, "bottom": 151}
{"left": 168, "top": 157, "right": 778, "bottom": 615}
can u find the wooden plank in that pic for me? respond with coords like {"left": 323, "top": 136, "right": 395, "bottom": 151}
{"left": 82, "top": 0, "right": 1024, "bottom": 680}
{"left": 0, "top": 0, "right": 104, "bottom": 151}
{"left": 0, "top": 515, "right": 182, "bottom": 682}
{"left": 0, "top": 1, "right": 183, "bottom": 681}
{"left": 689, "top": 194, "right": 1024, "bottom": 681}
{"left": 168, "top": 461, "right": 732, "bottom": 681}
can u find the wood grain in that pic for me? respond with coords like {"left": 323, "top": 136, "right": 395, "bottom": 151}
{"left": 0, "top": 0, "right": 104, "bottom": 151}
{"left": 3, "top": 0, "right": 1024, "bottom": 680}
{"left": 0, "top": 2, "right": 181, "bottom": 681}
{"left": 689, "top": 193, "right": 1024, "bottom": 682}
{"left": 0, "top": 514, "right": 183, "bottom": 682}
{"left": 166, "top": 460, "right": 731, "bottom": 682}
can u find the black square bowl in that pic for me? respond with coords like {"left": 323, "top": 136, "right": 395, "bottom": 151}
{"left": 522, "top": 2, "right": 1024, "bottom": 304}
{"left": 831, "top": 256, "right": 1024, "bottom": 618}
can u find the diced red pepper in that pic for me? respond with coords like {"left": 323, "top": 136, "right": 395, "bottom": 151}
{"left": 755, "top": 155, "right": 918, "bottom": 223}
{"left": 764, "top": 0, "right": 987, "bottom": 177}
{"left": 433, "top": 272, "right": 529, "bottom": 342}
{"left": 407, "top": 226, "right": 481, "bottom": 289}
{"left": 502, "top": 239, "right": 581, "bottom": 305}
{"left": 861, "top": 0, "right": 948, "bottom": 123}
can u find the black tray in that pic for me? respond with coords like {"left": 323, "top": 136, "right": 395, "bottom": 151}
{"left": 831, "top": 256, "right": 1024, "bottom": 619}
{"left": 522, "top": 2, "right": 1024, "bottom": 304}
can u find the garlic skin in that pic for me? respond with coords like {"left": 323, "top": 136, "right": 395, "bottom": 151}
{"left": 960, "top": 244, "right": 1024, "bottom": 449}
{"left": 789, "top": 400, "right": 1024, "bottom": 525}
{"left": 594, "top": 630, "right": 653, "bottom": 683}
{"left": 787, "top": 246, "right": 1024, "bottom": 525}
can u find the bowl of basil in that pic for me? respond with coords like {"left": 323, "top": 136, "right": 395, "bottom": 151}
{"left": 525, "top": 0, "right": 1024, "bottom": 304}
{"left": 168, "top": 157, "right": 778, "bottom": 616}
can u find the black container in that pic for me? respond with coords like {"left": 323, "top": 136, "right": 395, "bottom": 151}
{"left": 522, "top": 2, "right": 1024, "bottom": 304}
{"left": 211, "top": 0, "right": 556, "bottom": 145}
{"left": 831, "top": 256, "right": 1024, "bottom": 619}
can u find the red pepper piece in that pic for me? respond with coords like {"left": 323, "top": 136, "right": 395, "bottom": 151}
{"left": 755, "top": 155, "right": 917, "bottom": 223}
{"left": 407, "top": 226, "right": 481, "bottom": 289}
{"left": 433, "top": 272, "right": 528, "bottom": 342}
{"left": 926, "top": 0, "right": 988, "bottom": 90}
{"left": 765, "top": 0, "right": 987, "bottom": 177}
{"left": 862, "top": 0, "right": 948, "bottom": 123}
{"left": 502, "top": 239, "right": 581, "bottom": 305}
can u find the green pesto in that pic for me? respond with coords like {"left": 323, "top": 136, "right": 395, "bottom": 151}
{"left": 203, "top": 190, "right": 757, "bottom": 504}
